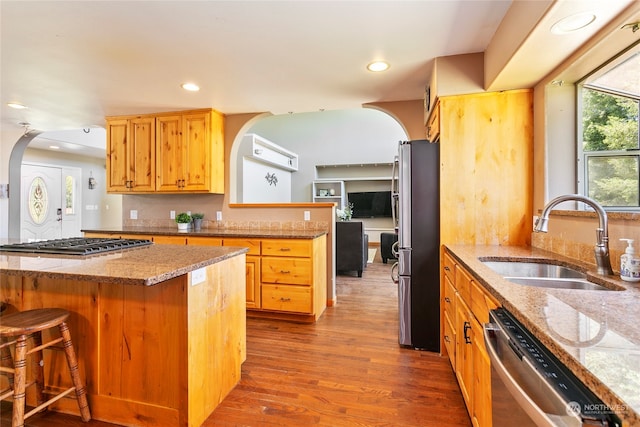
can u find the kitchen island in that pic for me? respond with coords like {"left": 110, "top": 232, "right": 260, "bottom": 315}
{"left": 446, "top": 245, "right": 640, "bottom": 427}
{"left": 0, "top": 243, "right": 248, "bottom": 427}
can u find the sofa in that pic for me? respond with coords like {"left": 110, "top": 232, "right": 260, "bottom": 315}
{"left": 335, "top": 221, "right": 368, "bottom": 277}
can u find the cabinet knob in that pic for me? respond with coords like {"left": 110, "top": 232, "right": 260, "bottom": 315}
{"left": 444, "top": 266, "right": 450, "bottom": 271}
{"left": 444, "top": 335, "right": 451, "bottom": 343}
{"left": 444, "top": 297, "right": 451, "bottom": 303}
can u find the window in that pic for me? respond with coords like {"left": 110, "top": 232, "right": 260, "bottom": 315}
{"left": 578, "top": 43, "right": 640, "bottom": 209}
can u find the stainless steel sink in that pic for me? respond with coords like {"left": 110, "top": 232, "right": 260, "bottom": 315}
{"left": 481, "top": 261, "right": 585, "bottom": 279}
{"left": 505, "top": 277, "right": 613, "bottom": 291}
{"left": 480, "top": 260, "right": 619, "bottom": 291}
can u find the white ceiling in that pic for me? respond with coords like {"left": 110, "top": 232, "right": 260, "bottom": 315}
{"left": 1, "top": 0, "right": 636, "bottom": 155}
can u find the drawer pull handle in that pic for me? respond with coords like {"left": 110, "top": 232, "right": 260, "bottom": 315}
{"left": 444, "top": 266, "right": 451, "bottom": 271}
{"left": 444, "top": 335, "right": 451, "bottom": 343}
{"left": 279, "top": 297, "right": 291, "bottom": 302}
{"left": 280, "top": 270, "right": 291, "bottom": 274}
{"left": 279, "top": 248, "right": 291, "bottom": 251}
{"left": 444, "top": 297, "right": 451, "bottom": 303}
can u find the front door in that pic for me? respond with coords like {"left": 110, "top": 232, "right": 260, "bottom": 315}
{"left": 21, "top": 163, "right": 81, "bottom": 241}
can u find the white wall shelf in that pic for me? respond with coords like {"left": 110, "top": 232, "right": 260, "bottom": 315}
{"left": 312, "top": 180, "right": 346, "bottom": 209}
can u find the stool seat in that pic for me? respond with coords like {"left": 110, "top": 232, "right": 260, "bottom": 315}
{"left": 0, "top": 307, "right": 91, "bottom": 427}
{"left": 0, "top": 308, "right": 70, "bottom": 337}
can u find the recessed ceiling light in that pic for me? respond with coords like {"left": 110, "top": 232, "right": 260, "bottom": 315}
{"left": 551, "top": 12, "right": 596, "bottom": 35}
{"left": 367, "top": 61, "right": 390, "bottom": 72}
{"left": 7, "top": 102, "right": 27, "bottom": 109}
{"left": 181, "top": 82, "right": 200, "bottom": 92}
{"left": 49, "top": 145, "right": 60, "bottom": 150}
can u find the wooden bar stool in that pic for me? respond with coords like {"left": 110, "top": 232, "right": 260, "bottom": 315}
{"left": 0, "top": 308, "right": 91, "bottom": 427}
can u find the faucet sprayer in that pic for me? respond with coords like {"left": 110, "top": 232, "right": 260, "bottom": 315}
{"left": 534, "top": 194, "right": 614, "bottom": 276}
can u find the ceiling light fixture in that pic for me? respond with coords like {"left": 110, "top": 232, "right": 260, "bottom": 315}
{"left": 367, "top": 61, "right": 390, "bottom": 72}
{"left": 49, "top": 145, "right": 60, "bottom": 150}
{"left": 181, "top": 82, "right": 200, "bottom": 92}
{"left": 551, "top": 12, "right": 596, "bottom": 35}
{"left": 7, "top": 102, "right": 27, "bottom": 109}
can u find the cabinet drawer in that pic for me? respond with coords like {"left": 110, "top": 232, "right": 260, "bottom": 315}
{"left": 262, "top": 239, "right": 311, "bottom": 257}
{"left": 223, "top": 238, "right": 261, "bottom": 255}
{"left": 443, "top": 252, "right": 456, "bottom": 283}
{"left": 188, "top": 236, "right": 223, "bottom": 246}
{"left": 262, "top": 257, "right": 311, "bottom": 285}
{"left": 153, "top": 235, "right": 187, "bottom": 245}
{"left": 262, "top": 284, "right": 312, "bottom": 314}
{"left": 455, "top": 265, "right": 472, "bottom": 306}
{"left": 443, "top": 275, "right": 456, "bottom": 315}
{"left": 443, "top": 310, "right": 456, "bottom": 366}
{"left": 470, "top": 279, "right": 499, "bottom": 324}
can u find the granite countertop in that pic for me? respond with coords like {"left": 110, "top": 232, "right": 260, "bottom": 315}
{"left": 447, "top": 245, "right": 640, "bottom": 426}
{"left": 82, "top": 227, "right": 327, "bottom": 239}
{"left": 0, "top": 244, "right": 248, "bottom": 286}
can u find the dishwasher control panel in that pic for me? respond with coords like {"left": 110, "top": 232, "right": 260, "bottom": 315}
{"left": 491, "top": 308, "right": 621, "bottom": 426}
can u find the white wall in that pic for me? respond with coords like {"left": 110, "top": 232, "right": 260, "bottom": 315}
{"left": 246, "top": 108, "right": 407, "bottom": 203}
{"left": 22, "top": 148, "right": 122, "bottom": 230}
{"left": 241, "top": 158, "right": 292, "bottom": 203}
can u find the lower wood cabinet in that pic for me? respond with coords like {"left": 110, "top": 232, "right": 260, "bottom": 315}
{"left": 223, "top": 239, "right": 261, "bottom": 310}
{"left": 83, "top": 232, "right": 327, "bottom": 322}
{"left": 442, "top": 248, "right": 498, "bottom": 427}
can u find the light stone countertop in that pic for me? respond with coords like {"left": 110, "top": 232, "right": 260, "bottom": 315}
{"left": 82, "top": 226, "right": 328, "bottom": 239}
{"left": 0, "top": 244, "right": 248, "bottom": 286}
{"left": 447, "top": 245, "right": 640, "bottom": 427}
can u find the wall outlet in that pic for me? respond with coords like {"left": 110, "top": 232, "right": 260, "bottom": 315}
{"left": 216, "top": 211, "right": 222, "bottom": 221}
{"left": 304, "top": 210, "right": 311, "bottom": 221}
{"left": 170, "top": 210, "right": 175, "bottom": 219}
{"left": 130, "top": 209, "right": 138, "bottom": 220}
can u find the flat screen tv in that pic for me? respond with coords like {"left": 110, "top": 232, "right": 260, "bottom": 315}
{"left": 348, "top": 191, "right": 392, "bottom": 218}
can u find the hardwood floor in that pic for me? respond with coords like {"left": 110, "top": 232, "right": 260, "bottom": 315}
{"left": 1, "top": 260, "right": 471, "bottom": 427}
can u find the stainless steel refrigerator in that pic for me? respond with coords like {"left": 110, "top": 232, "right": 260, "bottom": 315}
{"left": 391, "top": 140, "right": 440, "bottom": 351}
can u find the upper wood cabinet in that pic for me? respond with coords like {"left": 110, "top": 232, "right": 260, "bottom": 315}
{"left": 106, "top": 116, "right": 156, "bottom": 192}
{"left": 106, "top": 108, "right": 224, "bottom": 194}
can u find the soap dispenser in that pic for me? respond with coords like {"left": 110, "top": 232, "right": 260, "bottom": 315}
{"left": 619, "top": 238, "right": 640, "bottom": 282}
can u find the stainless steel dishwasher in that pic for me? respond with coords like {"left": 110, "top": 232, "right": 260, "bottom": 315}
{"left": 484, "top": 308, "right": 621, "bottom": 427}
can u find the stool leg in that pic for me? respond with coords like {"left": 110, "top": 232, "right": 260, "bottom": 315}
{"left": 12, "top": 335, "right": 27, "bottom": 427}
{"left": 59, "top": 321, "right": 91, "bottom": 422}
{"left": 0, "top": 339, "right": 15, "bottom": 391}
{"left": 31, "top": 332, "right": 46, "bottom": 406}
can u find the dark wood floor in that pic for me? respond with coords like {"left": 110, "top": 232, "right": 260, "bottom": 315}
{"left": 1, "top": 258, "right": 471, "bottom": 427}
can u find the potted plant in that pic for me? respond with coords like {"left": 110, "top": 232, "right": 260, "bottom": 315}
{"left": 175, "top": 212, "right": 192, "bottom": 231}
{"left": 192, "top": 213, "right": 204, "bottom": 231}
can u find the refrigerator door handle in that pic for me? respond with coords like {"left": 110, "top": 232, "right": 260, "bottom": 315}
{"left": 391, "top": 156, "right": 399, "bottom": 230}
{"left": 391, "top": 261, "right": 399, "bottom": 283}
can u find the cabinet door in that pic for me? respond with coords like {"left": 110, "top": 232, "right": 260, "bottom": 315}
{"left": 471, "top": 317, "right": 491, "bottom": 427}
{"left": 106, "top": 118, "right": 130, "bottom": 192}
{"left": 455, "top": 293, "right": 473, "bottom": 416}
{"left": 129, "top": 117, "right": 156, "bottom": 192}
{"left": 245, "top": 255, "right": 261, "bottom": 309}
{"left": 156, "top": 115, "right": 183, "bottom": 192}
{"left": 182, "top": 112, "right": 210, "bottom": 191}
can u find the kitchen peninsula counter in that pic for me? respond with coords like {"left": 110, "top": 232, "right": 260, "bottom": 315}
{"left": 446, "top": 245, "right": 640, "bottom": 426}
{"left": 0, "top": 244, "right": 248, "bottom": 427}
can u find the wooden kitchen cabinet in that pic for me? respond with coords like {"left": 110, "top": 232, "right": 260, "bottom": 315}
{"left": 223, "top": 239, "right": 261, "bottom": 309}
{"left": 259, "top": 236, "right": 327, "bottom": 322}
{"left": 442, "top": 248, "right": 497, "bottom": 427}
{"left": 425, "top": 98, "right": 440, "bottom": 142}
{"left": 106, "top": 108, "right": 224, "bottom": 194}
{"left": 439, "top": 89, "right": 533, "bottom": 247}
{"left": 106, "top": 116, "right": 156, "bottom": 192}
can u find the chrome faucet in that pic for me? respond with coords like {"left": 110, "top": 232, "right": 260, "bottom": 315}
{"left": 534, "top": 194, "right": 614, "bottom": 275}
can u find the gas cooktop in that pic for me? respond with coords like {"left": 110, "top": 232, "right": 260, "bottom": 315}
{"left": 0, "top": 237, "right": 153, "bottom": 255}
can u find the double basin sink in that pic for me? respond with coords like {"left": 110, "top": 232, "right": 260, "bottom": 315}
{"left": 480, "top": 260, "right": 620, "bottom": 291}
